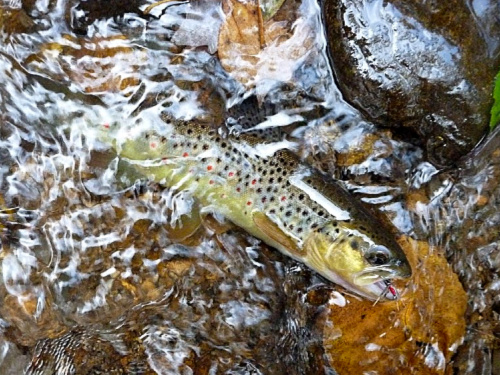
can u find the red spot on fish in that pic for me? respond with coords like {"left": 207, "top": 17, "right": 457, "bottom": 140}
{"left": 236, "top": 187, "right": 241, "bottom": 192}
{"left": 209, "top": 180, "right": 214, "bottom": 185}
{"left": 281, "top": 196, "right": 286, "bottom": 202}
{"left": 388, "top": 285, "right": 397, "bottom": 297}
{"left": 247, "top": 201, "right": 252, "bottom": 206}
{"left": 102, "top": 123, "right": 110, "bottom": 129}
{"left": 162, "top": 157, "right": 168, "bottom": 163}
{"left": 228, "top": 172, "right": 234, "bottom": 177}
{"left": 150, "top": 142, "right": 157, "bottom": 149}
{"left": 251, "top": 179, "right": 257, "bottom": 185}
{"left": 207, "top": 165, "right": 213, "bottom": 171}
{"left": 183, "top": 152, "right": 189, "bottom": 157}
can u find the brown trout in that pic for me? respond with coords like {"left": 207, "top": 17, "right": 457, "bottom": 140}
{"left": 101, "top": 114, "right": 411, "bottom": 300}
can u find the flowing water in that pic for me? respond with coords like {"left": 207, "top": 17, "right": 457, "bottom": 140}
{"left": 0, "top": 0, "right": 498, "bottom": 374}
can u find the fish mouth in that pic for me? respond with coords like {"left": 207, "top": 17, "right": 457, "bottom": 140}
{"left": 361, "top": 279, "right": 398, "bottom": 301}
{"left": 353, "top": 269, "right": 400, "bottom": 301}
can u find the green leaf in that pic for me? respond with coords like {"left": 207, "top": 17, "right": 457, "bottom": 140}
{"left": 491, "top": 70, "right": 500, "bottom": 130}
{"left": 260, "top": 0, "right": 287, "bottom": 21}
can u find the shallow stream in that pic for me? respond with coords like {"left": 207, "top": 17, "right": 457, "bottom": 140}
{"left": 0, "top": 0, "right": 498, "bottom": 374}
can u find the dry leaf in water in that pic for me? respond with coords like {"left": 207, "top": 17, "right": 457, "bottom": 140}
{"left": 218, "top": 0, "right": 313, "bottom": 88}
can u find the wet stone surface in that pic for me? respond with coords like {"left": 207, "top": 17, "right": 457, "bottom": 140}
{"left": 322, "top": 0, "right": 500, "bottom": 166}
{"left": 0, "top": 0, "right": 499, "bottom": 374}
{"left": 409, "top": 126, "right": 500, "bottom": 374}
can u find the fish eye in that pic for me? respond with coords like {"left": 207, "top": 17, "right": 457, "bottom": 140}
{"left": 365, "top": 246, "right": 391, "bottom": 266}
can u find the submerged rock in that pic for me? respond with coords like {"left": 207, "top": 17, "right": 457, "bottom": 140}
{"left": 322, "top": 0, "right": 500, "bottom": 166}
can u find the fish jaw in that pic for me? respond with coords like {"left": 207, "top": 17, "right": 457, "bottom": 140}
{"left": 307, "top": 264, "right": 401, "bottom": 301}
{"left": 302, "top": 226, "right": 410, "bottom": 301}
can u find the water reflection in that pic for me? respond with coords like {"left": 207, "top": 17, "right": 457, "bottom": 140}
{"left": 0, "top": 0, "right": 498, "bottom": 374}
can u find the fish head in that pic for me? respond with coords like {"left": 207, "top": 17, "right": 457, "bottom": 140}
{"left": 303, "top": 220, "right": 411, "bottom": 301}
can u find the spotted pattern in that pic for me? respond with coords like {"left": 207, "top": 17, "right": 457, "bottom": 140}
{"left": 121, "top": 114, "right": 395, "bottom": 248}
{"left": 127, "top": 116, "right": 335, "bottom": 244}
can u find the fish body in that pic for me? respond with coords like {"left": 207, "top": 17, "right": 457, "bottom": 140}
{"left": 103, "top": 115, "right": 411, "bottom": 300}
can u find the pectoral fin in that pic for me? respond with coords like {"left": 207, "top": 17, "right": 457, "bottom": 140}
{"left": 252, "top": 211, "right": 302, "bottom": 257}
{"left": 200, "top": 206, "right": 235, "bottom": 235}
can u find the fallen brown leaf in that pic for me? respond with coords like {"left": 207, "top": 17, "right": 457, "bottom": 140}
{"left": 324, "top": 236, "right": 467, "bottom": 375}
{"left": 218, "top": 0, "right": 312, "bottom": 87}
